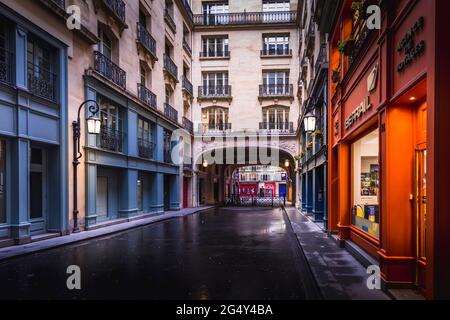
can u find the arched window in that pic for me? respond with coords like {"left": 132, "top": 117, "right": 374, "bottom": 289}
{"left": 201, "top": 106, "right": 230, "bottom": 131}
{"left": 261, "top": 106, "right": 290, "bottom": 131}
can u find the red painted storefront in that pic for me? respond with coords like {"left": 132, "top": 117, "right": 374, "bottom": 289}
{"left": 328, "top": 0, "right": 450, "bottom": 299}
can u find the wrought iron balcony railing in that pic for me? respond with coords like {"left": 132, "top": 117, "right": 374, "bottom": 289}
{"left": 199, "top": 50, "right": 230, "bottom": 58}
{"left": 181, "top": 0, "right": 194, "bottom": 22}
{"left": 315, "top": 44, "right": 328, "bottom": 76}
{"left": 99, "top": 125, "right": 123, "bottom": 153}
{"left": 137, "top": 83, "right": 157, "bottom": 109}
{"left": 0, "top": 50, "right": 14, "bottom": 85}
{"left": 194, "top": 11, "right": 297, "bottom": 26}
{"left": 164, "top": 102, "right": 178, "bottom": 123}
{"left": 259, "top": 84, "right": 293, "bottom": 97}
{"left": 138, "top": 138, "right": 154, "bottom": 159}
{"left": 164, "top": 9, "right": 177, "bottom": 32}
{"left": 137, "top": 22, "right": 156, "bottom": 58}
{"left": 182, "top": 76, "right": 193, "bottom": 96}
{"left": 198, "top": 85, "right": 232, "bottom": 98}
{"left": 94, "top": 51, "right": 126, "bottom": 90}
{"left": 260, "top": 48, "right": 292, "bottom": 56}
{"left": 259, "top": 122, "right": 294, "bottom": 134}
{"left": 27, "top": 62, "right": 58, "bottom": 102}
{"left": 182, "top": 116, "right": 193, "bottom": 133}
{"left": 163, "top": 54, "right": 178, "bottom": 81}
{"left": 102, "top": 0, "right": 126, "bottom": 25}
{"left": 199, "top": 123, "right": 232, "bottom": 133}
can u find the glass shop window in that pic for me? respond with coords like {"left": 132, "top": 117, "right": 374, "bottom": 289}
{"left": 351, "top": 128, "right": 380, "bottom": 239}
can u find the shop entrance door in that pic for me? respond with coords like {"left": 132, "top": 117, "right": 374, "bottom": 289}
{"left": 414, "top": 102, "right": 427, "bottom": 291}
{"left": 30, "top": 148, "right": 47, "bottom": 234}
{"left": 183, "top": 177, "right": 189, "bottom": 208}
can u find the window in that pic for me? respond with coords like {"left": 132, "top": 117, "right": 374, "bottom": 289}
{"left": 138, "top": 118, "right": 153, "bottom": 159}
{"left": 262, "top": 106, "right": 290, "bottom": 130}
{"left": 202, "top": 1, "right": 229, "bottom": 25}
{"left": 351, "top": 129, "right": 380, "bottom": 239}
{"left": 262, "top": 71, "right": 289, "bottom": 94}
{"left": 0, "top": 140, "right": 6, "bottom": 224}
{"left": 98, "top": 95, "right": 123, "bottom": 152}
{"left": 165, "top": 86, "right": 173, "bottom": 104}
{"left": 201, "top": 36, "right": 229, "bottom": 57}
{"left": 0, "top": 20, "right": 12, "bottom": 84}
{"left": 98, "top": 29, "right": 112, "bottom": 60}
{"left": 139, "top": 10, "right": 148, "bottom": 30}
{"left": 163, "top": 129, "right": 172, "bottom": 163}
{"left": 27, "top": 35, "right": 57, "bottom": 101}
{"left": 263, "top": 0, "right": 290, "bottom": 12}
{"left": 202, "top": 107, "right": 229, "bottom": 131}
{"left": 202, "top": 72, "right": 229, "bottom": 95}
{"left": 263, "top": 34, "right": 289, "bottom": 55}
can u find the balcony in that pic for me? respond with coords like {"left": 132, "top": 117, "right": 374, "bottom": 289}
{"left": 199, "top": 122, "right": 232, "bottom": 134}
{"left": 136, "top": 22, "right": 157, "bottom": 61}
{"left": 0, "top": 50, "right": 14, "bottom": 85}
{"left": 182, "top": 116, "right": 194, "bottom": 133}
{"left": 193, "top": 11, "right": 297, "bottom": 27}
{"left": 138, "top": 138, "right": 154, "bottom": 159}
{"left": 198, "top": 86, "right": 232, "bottom": 102}
{"left": 163, "top": 54, "right": 178, "bottom": 82}
{"left": 260, "top": 48, "right": 292, "bottom": 57}
{"left": 137, "top": 83, "right": 157, "bottom": 109}
{"left": 182, "top": 76, "right": 193, "bottom": 97}
{"left": 183, "top": 39, "right": 192, "bottom": 55}
{"left": 27, "top": 62, "right": 58, "bottom": 102}
{"left": 93, "top": 51, "right": 126, "bottom": 90}
{"left": 94, "top": 0, "right": 127, "bottom": 32}
{"left": 259, "top": 122, "right": 294, "bottom": 134}
{"left": 164, "top": 9, "right": 177, "bottom": 33}
{"left": 180, "top": 0, "right": 194, "bottom": 22}
{"left": 164, "top": 102, "right": 178, "bottom": 123}
{"left": 315, "top": 44, "right": 328, "bottom": 76}
{"left": 259, "top": 84, "right": 294, "bottom": 99}
{"left": 199, "top": 50, "right": 230, "bottom": 59}
{"left": 99, "top": 126, "right": 123, "bottom": 153}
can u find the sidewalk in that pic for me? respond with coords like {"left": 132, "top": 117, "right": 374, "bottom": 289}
{"left": 0, "top": 206, "right": 215, "bottom": 262}
{"left": 283, "top": 206, "right": 390, "bottom": 300}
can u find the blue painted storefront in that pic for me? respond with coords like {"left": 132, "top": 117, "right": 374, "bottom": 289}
{"left": 82, "top": 76, "right": 180, "bottom": 228}
{"left": 0, "top": 5, "right": 68, "bottom": 242}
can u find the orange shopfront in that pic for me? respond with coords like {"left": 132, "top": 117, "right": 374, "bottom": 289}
{"left": 328, "top": 0, "right": 450, "bottom": 299}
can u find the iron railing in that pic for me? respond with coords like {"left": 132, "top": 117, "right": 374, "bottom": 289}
{"left": 94, "top": 51, "right": 126, "bottom": 90}
{"left": 315, "top": 44, "right": 328, "bottom": 75}
{"left": 138, "top": 138, "right": 154, "bottom": 159}
{"left": 259, "top": 122, "right": 294, "bottom": 133}
{"left": 164, "top": 9, "right": 177, "bottom": 32}
{"left": 259, "top": 84, "right": 293, "bottom": 97}
{"left": 137, "top": 83, "right": 157, "bottom": 109}
{"left": 182, "top": 76, "right": 193, "bottom": 96}
{"left": 182, "top": 116, "right": 193, "bottom": 133}
{"left": 27, "top": 62, "right": 58, "bottom": 102}
{"left": 225, "top": 194, "right": 285, "bottom": 207}
{"left": 199, "top": 50, "right": 230, "bottom": 58}
{"left": 198, "top": 85, "right": 231, "bottom": 98}
{"left": 199, "top": 123, "right": 232, "bottom": 133}
{"left": 164, "top": 102, "right": 178, "bottom": 123}
{"left": 183, "top": 39, "right": 192, "bottom": 55}
{"left": 260, "top": 48, "right": 292, "bottom": 56}
{"left": 102, "top": 0, "right": 126, "bottom": 25}
{"left": 137, "top": 22, "right": 156, "bottom": 58}
{"left": 194, "top": 11, "right": 297, "bottom": 26}
{"left": 181, "top": 0, "right": 194, "bottom": 22}
{"left": 0, "top": 50, "right": 14, "bottom": 85}
{"left": 163, "top": 54, "right": 178, "bottom": 80}
{"left": 99, "top": 125, "right": 123, "bottom": 152}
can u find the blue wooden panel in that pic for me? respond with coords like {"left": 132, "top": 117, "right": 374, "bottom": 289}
{"left": 0, "top": 104, "right": 15, "bottom": 135}
{"left": 28, "top": 112, "right": 59, "bottom": 144}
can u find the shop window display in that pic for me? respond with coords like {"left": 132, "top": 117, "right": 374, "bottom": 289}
{"left": 351, "top": 129, "right": 380, "bottom": 239}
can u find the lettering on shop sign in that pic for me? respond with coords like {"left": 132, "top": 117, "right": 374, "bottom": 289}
{"left": 397, "top": 16, "right": 425, "bottom": 73}
{"left": 345, "top": 97, "right": 373, "bottom": 130}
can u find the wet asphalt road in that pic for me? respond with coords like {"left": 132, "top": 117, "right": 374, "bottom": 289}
{"left": 0, "top": 207, "right": 319, "bottom": 300}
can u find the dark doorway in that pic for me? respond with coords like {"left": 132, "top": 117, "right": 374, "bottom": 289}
{"left": 164, "top": 175, "right": 170, "bottom": 211}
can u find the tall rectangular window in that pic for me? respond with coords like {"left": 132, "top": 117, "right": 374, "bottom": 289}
{"left": 263, "top": 34, "right": 289, "bottom": 55}
{"left": 351, "top": 129, "right": 380, "bottom": 239}
{"left": 98, "top": 96, "right": 123, "bottom": 152}
{"left": 0, "top": 20, "right": 12, "bottom": 84}
{"left": 201, "top": 36, "right": 229, "bottom": 57}
{"left": 262, "top": 0, "right": 290, "bottom": 12}
{"left": 202, "top": 1, "right": 229, "bottom": 25}
{"left": 262, "top": 71, "right": 289, "bottom": 94}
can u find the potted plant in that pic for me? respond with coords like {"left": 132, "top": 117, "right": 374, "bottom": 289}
{"left": 313, "top": 129, "right": 323, "bottom": 138}
{"left": 306, "top": 142, "right": 313, "bottom": 150}
{"left": 332, "top": 68, "right": 340, "bottom": 84}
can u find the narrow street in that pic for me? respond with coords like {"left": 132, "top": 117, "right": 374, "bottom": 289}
{"left": 0, "top": 208, "right": 320, "bottom": 300}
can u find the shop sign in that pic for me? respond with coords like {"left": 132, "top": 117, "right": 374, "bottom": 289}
{"left": 397, "top": 17, "right": 425, "bottom": 73}
{"left": 345, "top": 97, "right": 373, "bottom": 130}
